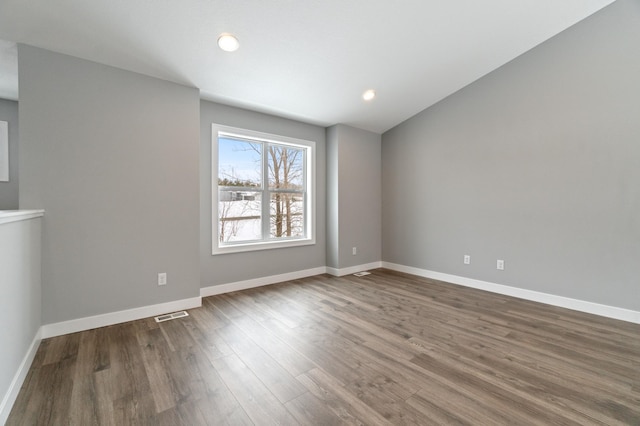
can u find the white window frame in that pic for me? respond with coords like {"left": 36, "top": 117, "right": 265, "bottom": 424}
{"left": 212, "top": 123, "right": 316, "bottom": 255}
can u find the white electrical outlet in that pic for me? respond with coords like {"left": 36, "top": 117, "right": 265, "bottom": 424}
{"left": 158, "top": 272, "right": 167, "bottom": 286}
{"left": 352, "top": 247, "right": 357, "bottom": 256}
{"left": 497, "top": 260, "right": 505, "bottom": 270}
{"left": 464, "top": 255, "right": 471, "bottom": 265}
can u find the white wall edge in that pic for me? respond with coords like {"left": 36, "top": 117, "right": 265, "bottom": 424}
{"left": 382, "top": 262, "right": 640, "bottom": 324}
{"left": 201, "top": 266, "right": 327, "bottom": 297}
{"left": 0, "top": 209, "right": 45, "bottom": 225}
{"left": 41, "top": 296, "right": 202, "bottom": 339}
{"left": 326, "top": 261, "right": 383, "bottom": 277}
{"left": 0, "top": 327, "right": 42, "bottom": 425}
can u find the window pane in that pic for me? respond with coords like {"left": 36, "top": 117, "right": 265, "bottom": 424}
{"left": 213, "top": 123, "right": 314, "bottom": 254}
{"left": 270, "top": 193, "right": 304, "bottom": 238}
{"left": 267, "top": 145, "right": 304, "bottom": 190}
{"left": 219, "top": 191, "right": 262, "bottom": 243}
{"left": 218, "top": 137, "right": 262, "bottom": 187}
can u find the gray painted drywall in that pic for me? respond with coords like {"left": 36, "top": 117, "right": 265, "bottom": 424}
{"left": 0, "top": 98, "right": 18, "bottom": 209}
{"left": 200, "top": 100, "right": 326, "bottom": 286}
{"left": 326, "top": 124, "right": 381, "bottom": 269}
{"left": 0, "top": 217, "right": 41, "bottom": 421}
{"left": 18, "top": 45, "right": 201, "bottom": 323}
{"left": 382, "top": 0, "right": 640, "bottom": 311}
{"left": 326, "top": 126, "right": 339, "bottom": 269}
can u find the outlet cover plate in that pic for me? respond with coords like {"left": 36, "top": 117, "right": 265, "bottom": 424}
{"left": 158, "top": 272, "right": 167, "bottom": 285}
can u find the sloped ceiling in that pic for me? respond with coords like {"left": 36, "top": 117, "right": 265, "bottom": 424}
{"left": 0, "top": 0, "right": 615, "bottom": 133}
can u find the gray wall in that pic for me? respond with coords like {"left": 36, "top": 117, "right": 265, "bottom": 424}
{"left": 200, "top": 100, "right": 326, "bottom": 286}
{"left": 19, "top": 45, "right": 201, "bottom": 324}
{"left": 326, "top": 124, "right": 381, "bottom": 270}
{"left": 326, "top": 126, "right": 339, "bottom": 269}
{"left": 382, "top": 0, "right": 640, "bottom": 311}
{"left": 0, "top": 217, "right": 41, "bottom": 421}
{"left": 0, "top": 98, "right": 18, "bottom": 209}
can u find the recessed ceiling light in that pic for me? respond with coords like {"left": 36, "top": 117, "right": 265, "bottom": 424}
{"left": 362, "top": 89, "right": 376, "bottom": 101}
{"left": 217, "top": 33, "right": 239, "bottom": 52}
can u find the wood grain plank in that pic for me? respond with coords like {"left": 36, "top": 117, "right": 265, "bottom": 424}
{"left": 285, "top": 391, "right": 349, "bottom": 426}
{"left": 210, "top": 353, "right": 299, "bottom": 425}
{"left": 215, "top": 323, "right": 307, "bottom": 403}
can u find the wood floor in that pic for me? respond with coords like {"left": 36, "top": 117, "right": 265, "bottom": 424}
{"left": 7, "top": 269, "right": 640, "bottom": 425}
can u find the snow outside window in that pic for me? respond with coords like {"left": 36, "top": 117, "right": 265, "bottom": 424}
{"left": 212, "top": 124, "right": 315, "bottom": 254}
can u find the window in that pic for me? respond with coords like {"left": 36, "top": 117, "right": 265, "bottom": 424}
{"left": 212, "top": 124, "right": 315, "bottom": 254}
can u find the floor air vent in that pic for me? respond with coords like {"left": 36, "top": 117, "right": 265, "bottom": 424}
{"left": 353, "top": 271, "right": 371, "bottom": 277}
{"left": 154, "top": 311, "right": 189, "bottom": 323}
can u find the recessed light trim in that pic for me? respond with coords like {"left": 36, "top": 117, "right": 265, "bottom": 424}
{"left": 362, "top": 89, "right": 376, "bottom": 101}
{"left": 217, "top": 33, "right": 239, "bottom": 52}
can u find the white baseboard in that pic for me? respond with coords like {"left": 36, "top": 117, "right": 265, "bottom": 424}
{"left": 30, "top": 260, "right": 640, "bottom": 336}
{"left": 0, "top": 328, "right": 42, "bottom": 425}
{"left": 201, "top": 266, "right": 328, "bottom": 297}
{"left": 326, "top": 261, "right": 383, "bottom": 277}
{"left": 41, "top": 296, "right": 202, "bottom": 339}
{"left": 382, "top": 262, "right": 640, "bottom": 324}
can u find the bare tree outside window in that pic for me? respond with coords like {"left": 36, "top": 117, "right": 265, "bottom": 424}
{"left": 217, "top": 134, "right": 308, "bottom": 246}
{"left": 268, "top": 145, "right": 304, "bottom": 238}
{"left": 218, "top": 192, "right": 261, "bottom": 242}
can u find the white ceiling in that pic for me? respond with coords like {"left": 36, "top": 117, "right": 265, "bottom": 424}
{"left": 0, "top": 0, "right": 615, "bottom": 133}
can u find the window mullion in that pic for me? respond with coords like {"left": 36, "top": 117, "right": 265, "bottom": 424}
{"left": 261, "top": 143, "right": 270, "bottom": 239}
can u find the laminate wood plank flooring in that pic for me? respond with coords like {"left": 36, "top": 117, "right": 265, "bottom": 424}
{"left": 7, "top": 269, "right": 640, "bottom": 425}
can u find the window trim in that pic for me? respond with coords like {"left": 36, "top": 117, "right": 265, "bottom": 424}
{"left": 212, "top": 123, "right": 316, "bottom": 255}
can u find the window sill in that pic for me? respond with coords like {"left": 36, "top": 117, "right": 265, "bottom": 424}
{"left": 212, "top": 237, "right": 315, "bottom": 255}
